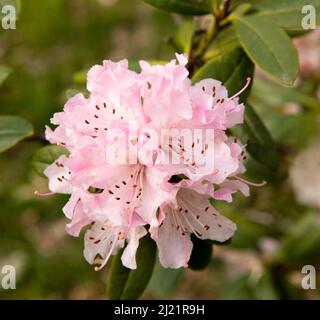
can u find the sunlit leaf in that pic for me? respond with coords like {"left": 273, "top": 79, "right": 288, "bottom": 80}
{"left": 253, "top": 0, "right": 320, "bottom": 30}
{"left": 233, "top": 16, "right": 299, "bottom": 86}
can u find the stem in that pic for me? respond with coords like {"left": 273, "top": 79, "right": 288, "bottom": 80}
{"left": 187, "top": 0, "right": 230, "bottom": 76}
{"left": 194, "top": 16, "right": 218, "bottom": 60}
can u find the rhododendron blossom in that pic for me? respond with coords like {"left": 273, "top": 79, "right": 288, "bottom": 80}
{"left": 42, "top": 54, "right": 252, "bottom": 270}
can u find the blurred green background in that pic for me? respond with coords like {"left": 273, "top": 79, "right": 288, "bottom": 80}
{"left": 1, "top": 0, "right": 320, "bottom": 299}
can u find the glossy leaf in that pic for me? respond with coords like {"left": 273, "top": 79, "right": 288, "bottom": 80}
{"left": 147, "top": 261, "right": 184, "bottom": 298}
{"left": 107, "top": 248, "right": 131, "bottom": 300}
{"left": 142, "top": 0, "right": 212, "bottom": 15}
{"left": 107, "top": 234, "right": 156, "bottom": 300}
{"left": 233, "top": 16, "right": 299, "bottom": 86}
{"left": 31, "top": 145, "right": 69, "bottom": 178}
{"left": 243, "top": 104, "right": 279, "bottom": 171}
{"left": 0, "top": 116, "right": 34, "bottom": 153}
{"left": 253, "top": 0, "right": 320, "bottom": 30}
{"left": 0, "top": 65, "right": 12, "bottom": 87}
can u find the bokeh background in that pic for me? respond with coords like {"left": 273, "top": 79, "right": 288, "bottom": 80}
{"left": 1, "top": 0, "right": 320, "bottom": 299}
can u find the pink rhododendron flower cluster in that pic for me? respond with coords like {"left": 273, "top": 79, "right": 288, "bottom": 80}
{"left": 43, "top": 54, "right": 251, "bottom": 270}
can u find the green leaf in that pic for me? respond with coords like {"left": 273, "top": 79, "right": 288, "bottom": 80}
{"left": 107, "top": 248, "right": 131, "bottom": 300}
{"left": 188, "top": 235, "right": 213, "bottom": 270}
{"left": 204, "top": 26, "right": 241, "bottom": 62}
{"left": 243, "top": 104, "right": 279, "bottom": 170}
{"left": 253, "top": 0, "right": 320, "bottom": 30}
{"left": 0, "top": 116, "right": 34, "bottom": 153}
{"left": 142, "top": 0, "right": 212, "bottom": 15}
{"left": 233, "top": 16, "right": 299, "bottom": 86}
{"left": 107, "top": 234, "right": 156, "bottom": 300}
{"left": 175, "top": 20, "right": 195, "bottom": 54}
{"left": 147, "top": 261, "right": 184, "bottom": 298}
{"left": 0, "top": 65, "right": 12, "bottom": 87}
{"left": 31, "top": 145, "right": 69, "bottom": 178}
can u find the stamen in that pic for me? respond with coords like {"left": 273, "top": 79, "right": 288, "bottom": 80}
{"left": 34, "top": 190, "right": 55, "bottom": 197}
{"left": 183, "top": 234, "right": 188, "bottom": 269}
{"left": 94, "top": 238, "right": 117, "bottom": 271}
{"left": 228, "top": 77, "right": 251, "bottom": 100}
{"left": 234, "top": 175, "right": 267, "bottom": 187}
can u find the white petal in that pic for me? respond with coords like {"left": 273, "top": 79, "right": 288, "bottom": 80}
{"left": 156, "top": 207, "right": 193, "bottom": 269}
{"left": 44, "top": 155, "right": 73, "bottom": 194}
{"left": 121, "top": 227, "right": 147, "bottom": 269}
{"left": 177, "top": 188, "right": 236, "bottom": 242}
{"left": 83, "top": 222, "right": 123, "bottom": 269}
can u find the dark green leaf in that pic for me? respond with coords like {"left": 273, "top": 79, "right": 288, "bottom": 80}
{"left": 188, "top": 235, "right": 213, "bottom": 270}
{"left": 107, "top": 234, "right": 156, "bottom": 300}
{"left": 0, "top": 116, "right": 34, "bottom": 153}
{"left": 142, "top": 0, "right": 212, "bottom": 15}
{"left": 253, "top": 0, "right": 320, "bottom": 30}
{"left": 147, "top": 261, "right": 184, "bottom": 298}
{"left": 107, "top": 248, "right": 131, "bottom": 300}
{"left": 121, "top": 234, "right": 156, "bottom": 299}
{"left": 243, "top": 104, "right": 279, "bottom": 170}
{"left": 31, "top": 145, "right": 69, "bottom": 178}
{"left": 0, "top": 65, "right": 12, "bottom": 87}
{"left": 233, "top": 16, "right": 299, "bottom": 86}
